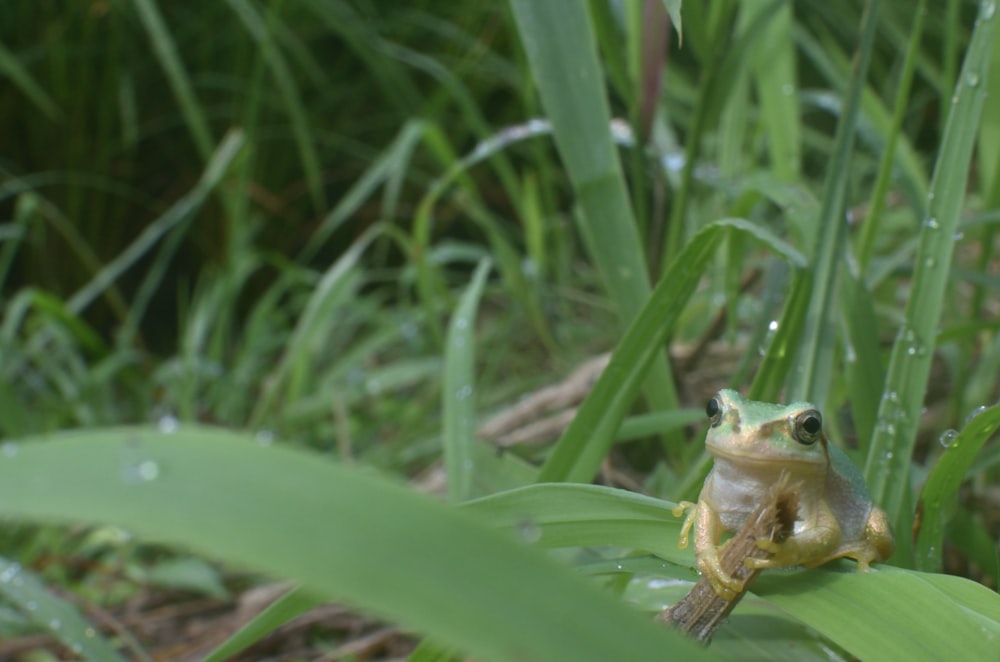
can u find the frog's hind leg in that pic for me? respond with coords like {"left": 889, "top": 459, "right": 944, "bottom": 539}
{"left": 746, "top": 501, "right": 842, "bottom": 570}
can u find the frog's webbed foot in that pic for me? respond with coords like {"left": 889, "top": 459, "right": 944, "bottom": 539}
{"left": 698, "top": 547, "right": 745, "bottom": 600}
{"left": 746, "top": 530, "right": 836, "bottom": 570}
{"left": 672, "top": 501, "right": 698, "bottom": 549}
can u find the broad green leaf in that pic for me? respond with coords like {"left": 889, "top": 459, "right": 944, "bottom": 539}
{"left": 0, "top": 428, "right": 708, "bottom": 661}
{"left": 756, "top": 567, "right": 1000, "bottom": 662}
{"left": 466, "top": 484, "right": 689, "bottom": 563}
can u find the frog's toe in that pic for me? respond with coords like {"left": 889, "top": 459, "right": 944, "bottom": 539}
{"left": 698, "top": 556, "right": 745, "bottom": 599}
{"left": 755, "top": 538, "right": 781, "bottom": 554}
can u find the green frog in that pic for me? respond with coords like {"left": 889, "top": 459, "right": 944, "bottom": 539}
{"left": 674, "top": 389, "right": 894, "bottom": 598}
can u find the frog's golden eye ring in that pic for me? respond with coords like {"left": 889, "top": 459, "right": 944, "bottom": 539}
{"left": 706, "top": 397, "right": 722, "bottom": 427}
{"left": 793, "top": 410, "right": 823, "bottom": 445}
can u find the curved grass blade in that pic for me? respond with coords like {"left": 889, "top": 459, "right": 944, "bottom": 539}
{"left": 223, "top": 0, "right": 326, "bottom": 212}
{"left": 0, "top": 41, "right": 61, "bottom": 121}
{"left": 786, "top": 0, "right": 880, "bottom": 407}
{"left": 539, "top": 219, "right": 802, "bottom": 483}
{"left": 203, "top": 585, "right": 323, "bottom": 662}
{"left": 913, "top": 404, "right": 1000, "bottom": 571}
{"left": 131, "top": 0, "right": 213, "bottom": 157}
{"left": 865, "top": 1, "right": 999, "bottom": 523}
{"left": 0, "top": 556, "right": 125, "bottom": 661}
{"left": 0, "top": 428, "right": 706, "bottom": 661}
{"left": 508, "top": 0, "right": 677, "bottom": 412}
{"left": 443, "top": 258, "right": 491, "bottom": 503}
{"left": 465, "top": 483, "right": 687, "bottom": 562}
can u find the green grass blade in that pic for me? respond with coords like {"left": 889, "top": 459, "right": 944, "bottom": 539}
{"left": 838, "top": 267, "right": 885, "bottom": 451}
{"left": 508, "top": 0, "right": 678, "bottom": 411}
{"left": 0, "top": 40, "right": 61, "bottom": 121}
{"left": 539, "top": 220, "right": 802, "bottom": 483}
{"left": 745, "top": 0, "right": 800, "bottom": 181}
{"left": 858, "top": 0, "right": 927, "bottom": 272}
{"left": 0, "top": 556, "right": 125, "bottom": 660}
{"left": 865, "top": 2, "right": 999, "bottom": 524}
{"left": 913, "top": 404, "right": 1000, "bottom": 571}
{"left": 0, "top": 428, "right": 707, "bottom": 661}
{"left": 67, "top": 129, "right": 245, "bottom": 317}
{"left": 786, "top": 0, "right": 880, "bottom": 407}
{"left": 252, "top": 225, "right": 381, "bottom": 425}
{"left": 224, "top": 0, "right": 326, "bottom": 212}
{"left": 131, "top": 0, "right": 214, "bottom": 158}
{"left": 443, "top": 259, "right": 491, "bottom": 503}
{"left": 204, "top": 586, "right": 323, "bottom": 662}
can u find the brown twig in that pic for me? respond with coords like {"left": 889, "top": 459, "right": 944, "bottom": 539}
{"left": 658, "top": 476, "right": 800, "bottom": 643}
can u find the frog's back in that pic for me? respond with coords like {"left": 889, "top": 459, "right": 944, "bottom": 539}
{"left": 824, "top": 444, "right": 874, "bottom": 543}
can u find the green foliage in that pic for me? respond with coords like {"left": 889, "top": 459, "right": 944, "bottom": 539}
{"left": 1, "top": 0, "right": 1000, "bottom": 658}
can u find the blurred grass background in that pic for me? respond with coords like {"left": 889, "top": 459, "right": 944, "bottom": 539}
{"left": 1, "top": 0, "right": 999, "bottom": 658}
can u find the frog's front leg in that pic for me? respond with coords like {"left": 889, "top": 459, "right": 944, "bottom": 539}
{"left": 746, "top": 500, "right": 841, "bottom": 569}
{"left": 673, "top": 498, "right": 744, "bottom": 599}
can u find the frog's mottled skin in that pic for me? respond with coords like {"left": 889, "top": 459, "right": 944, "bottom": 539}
{"left": 675, "top": 389, "right": 894, "bottom": 598}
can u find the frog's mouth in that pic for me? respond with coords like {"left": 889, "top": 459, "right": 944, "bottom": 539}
{"left": 706, "top": 440, "right": 829, "bottom": 468}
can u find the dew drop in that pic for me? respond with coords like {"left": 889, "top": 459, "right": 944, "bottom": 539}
{"left": 455, "top": 384, "right": 473, "bottom": 400}
{"left": 84, "top": 627, "right": 96, "bottom": 639}
{"left": 964, "top": 405, "right": 988, "bottom": 426}
{"left": 157, "top": 415, "right": 179, "bottom": 434}
{"left": 966, "top": 72, "right": 981, "bottom": 87}
{"left": 517, "top": 519, "right": 542, "bottom": 543}
{"left": 49, "top": 618, "right": 61, "bottom": 630}
{"left": 454, "top": 318, "right": 468, "bottom": 330}
{"left": 924, "top": 257, "right": 936, "bottom": 269}
{"left": 984, "top": 0, "right": 997, "bottom": 19}
{"left": 0, "top": 442, "right": 18, "bottom": 458}
{"left": 255, "top": 429, "right": 275, "bottom": 447}
{"left": 137, "top": 460, "right": 159, "bottom": 482}
{"left": 938, "top": 429, "right": 959, "bottom": 448}
{"left": 925, "top": 217, "right": 940, "bottom": 230}
{"left": 0, "top": 563, "right": 20, "bottom": 583}
{"left": 400, "top": 320, "right": 419, "bottom": 340}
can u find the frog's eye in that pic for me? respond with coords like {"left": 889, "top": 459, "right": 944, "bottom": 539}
{"left": 793, "top": 410, "right": 823, "bottom": 445}
{"left": 706, "top": 397, "right": 722, "bottom": 427}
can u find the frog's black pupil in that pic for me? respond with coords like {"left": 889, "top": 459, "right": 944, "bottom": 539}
{"left": 706, "top": 398, "right": 720, "bottom": 419}
{"left": 803, "top": 415, "right": 821, "bottom": 434}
